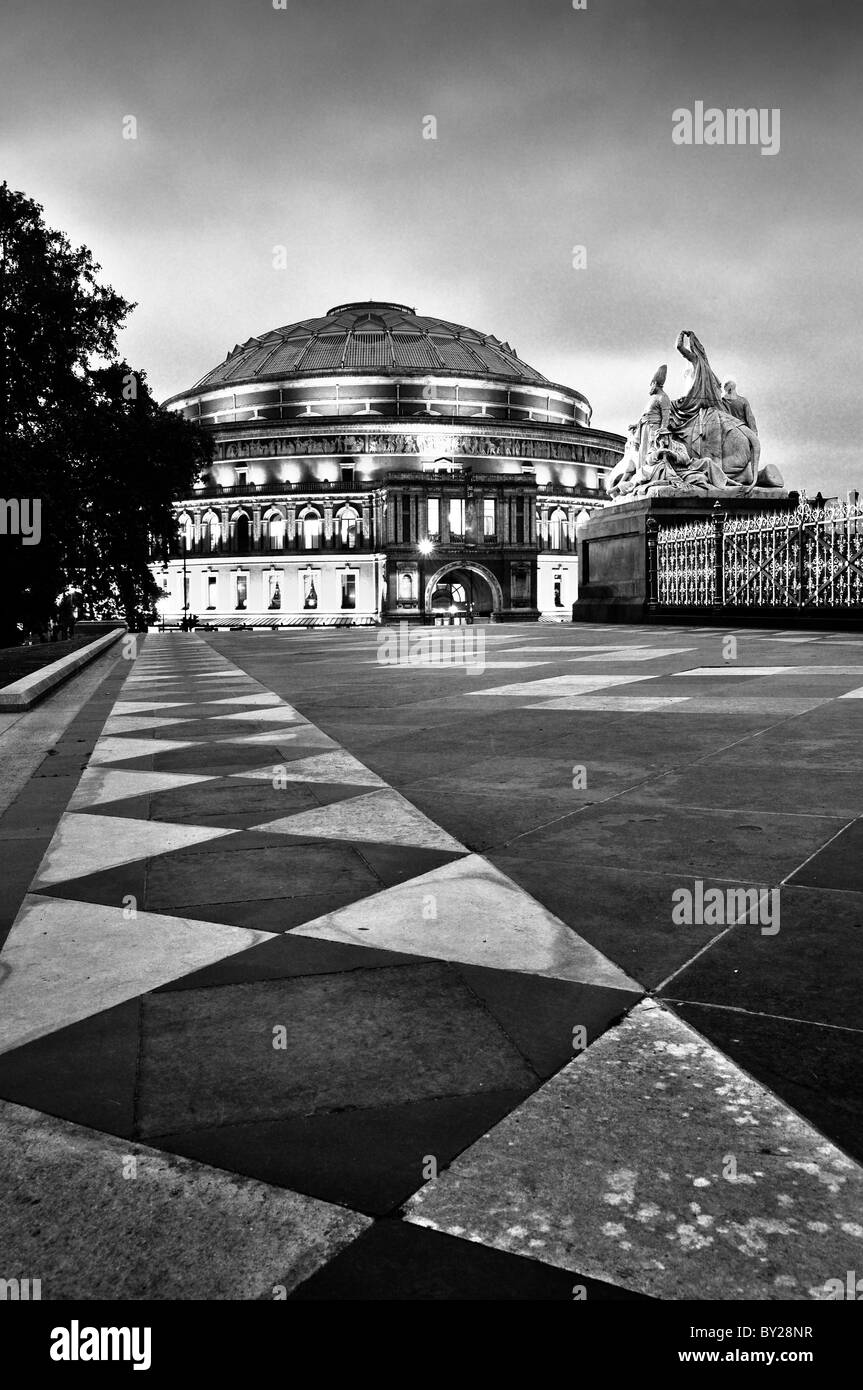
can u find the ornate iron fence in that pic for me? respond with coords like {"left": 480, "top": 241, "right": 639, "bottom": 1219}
{"left": 648, "top": 495, "right": 863, "bottom": 612}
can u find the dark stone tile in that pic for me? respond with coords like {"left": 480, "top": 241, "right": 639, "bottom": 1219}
{"left": 36, "top": 859, "right": 148, "bottom": 911}
{"left": 148, "top": 741, "right": 332, "bottom": 773}
{"left": 147, "top": 1088, "right": 528, "bottom": 1215}
{"left": 136, "top": 963, "right": 537, "bottom": 1136}
{"left": 0, "top": 999, "right": 139, "bottom": 1137}
{"left": 0, "top": 840, "right": 59, "bottom": 945}
{"left": 623, "top": 762, "right": 863, "bottom": 819}
{"left": 662, "top": 886, "right": 863, "bottom": 1029}
{"left": 175, "top": 889, "right": 378, "bottom": 932}
{"left": 146, "top": 841, "right": 381, "bottom": 911}
{"left": 83, "top": 794, "right": 153, "bottom": 822}
{"left": 504, "top": 801, "right": 845, "bottom": 884}
{"left": 336, "top": 842, "right": 467, "bottom": 887}
{"left": 453, "top": 966, "right": 639, "bottom": 1079}
{"left": 488, "top": 853, "right": 725, "bottom": 990}
{"left": 670, "top": 1001, "right": 863, "bottom": 1163}
{"left": 288, "top": 1218, "right": 649, "bottom": 1300}
{"left": 787, "top": 820, "right": 863, "bottom": 893}
{"left": 154, "top": 931, "right": 432, "bottom": 991}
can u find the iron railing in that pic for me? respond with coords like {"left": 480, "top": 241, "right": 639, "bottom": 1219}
{"left": 647, "top": 495, "right": 863, "bottom": 612}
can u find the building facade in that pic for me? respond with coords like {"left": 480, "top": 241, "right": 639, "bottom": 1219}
{"left": 155, "top": 302, "right": 624, "bottom": 625}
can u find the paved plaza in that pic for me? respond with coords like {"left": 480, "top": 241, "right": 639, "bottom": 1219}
{"left": 1, "top": 622, "right": 862, "bottom": 1300}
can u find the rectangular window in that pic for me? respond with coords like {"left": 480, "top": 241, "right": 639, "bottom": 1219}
{"left": 341, "top": 573, "right": 357, "bottom": 610}
{"left": 449, "top": 498, "right": 465, "bottom": 539}
{"left": 268, "top": 572, "right": 282, "bottom": 610}
{"left": 235, "top": 574, "right": 247, "bottom": 611}
{"left": 483, "top": 498, "right": 495, "bottom": 537}
{"left": 427, "top": 498, "right": 440, "bottom": 539}
{"left": 401, "top": 495, "right": 412, "bottom": 543}
{"left": 515, "top": 498, "right": 525, "bottom": 544}
{"left": 303, "top": 571, "right": 318, "bottom": 610}
{"left": 236, "top": 468, "right": 247, "bottom": 487}
{"left": 340, "top": 465, "right": 355, "bottom": 486}
{"left": 554, "top": 575, "right": 563, "bottom": 608}
{"left": 206, "top": 575, "right": 217, "bottom": 610}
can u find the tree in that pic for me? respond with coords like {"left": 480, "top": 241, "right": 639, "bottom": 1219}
{"left": 0, "top": 183, "right": 210, "bottom": 642}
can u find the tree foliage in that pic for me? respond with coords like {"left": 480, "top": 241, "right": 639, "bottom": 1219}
{"left": 0, "top": 182, "right": 211, "bottom": 641}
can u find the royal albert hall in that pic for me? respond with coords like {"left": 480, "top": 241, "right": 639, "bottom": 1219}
{"left": 156, "top": 301, "right": 624, "bottom": 625}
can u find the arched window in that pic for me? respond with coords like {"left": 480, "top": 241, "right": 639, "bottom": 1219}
{"left": 231, "top": 510, "right": 250, "bottom": 552}
{"left": 178, "top": 512, "right": 194, "bottom": 551}
{"left": 202, "top": 510, "right": 221, "bottom": 554}
{"left": 300, "top": 507, "right": 322, "bottom": 551}
{"left": 335, "top": 504, "right": 359, "bottom": 549}
{"left": 263, "top": 508, "right": 285, "bottom": 552}
{"left": 549, "top": 507, "right": 568, "bottom": 551}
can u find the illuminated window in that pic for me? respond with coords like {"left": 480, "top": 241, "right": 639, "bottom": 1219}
{"left": 336, "top": 505, "right": 359, "bottom": 549}
{"left": 300, "top": 508, "right": 322, "bottom": 551}
{"left": 264, "top": 509, "right": 285, "bottom": 551}
{"left": 483, "top": 498, "right": 495, "bottom": 536}
{"left": 341, "top": 573, "right": 357, "bottom": 610}
{"left": 206, "top": 574, "right": 217, "bottom": 610}
{"left": 550, "top": 507, "right": 568, "bottom": 550}
{"left": 427, "top": 498, "right": 440, "bottom": 539}
{"left": 202, "top": 511, "right": 221, "bottom": 553}
{"left": 235, "top": 574, "right": 247, "bottom": 611}
{"left": 267, "top": 572, "right": 282, "bottom": 610}
{"left": 449, "top": 498, "right": 465, "bottom": 539}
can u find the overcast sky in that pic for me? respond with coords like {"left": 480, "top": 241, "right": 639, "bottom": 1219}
{"left": 3, "top": 0, "right": 861, "bottom": 493}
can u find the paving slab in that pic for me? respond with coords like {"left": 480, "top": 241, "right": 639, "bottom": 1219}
{"left": 404, "top": 999, "right": 863, "bottom": 1300}
{"left": 0, "top": 1099, "right": 369, "bottom": 1299}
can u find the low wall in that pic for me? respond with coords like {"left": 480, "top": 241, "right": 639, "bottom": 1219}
{"left": 0, "top": 627, "right": 126, "bottom": 711}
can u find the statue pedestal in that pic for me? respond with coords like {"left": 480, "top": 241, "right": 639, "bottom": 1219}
{"left": 572, "top": 492, "right": 795, "bottom": 624}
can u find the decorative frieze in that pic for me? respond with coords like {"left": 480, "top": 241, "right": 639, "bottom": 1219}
{"left": 215, "top": 426, "right": 618, "bottom": 467}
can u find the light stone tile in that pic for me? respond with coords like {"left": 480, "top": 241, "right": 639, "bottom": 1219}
{"left": 466, "top": 674, "right": 653, "bottom": 698}
{"left": 254, "top": 787, "right": 467, "bottom": 853}
{"left": 0, "top": 895, "right": 274, "bottom": 1053}
{"left": 0, "top": 1100, "right": 369, "bottom": 1299}
{"left": 571, "top": 647, "right": 696, "bottom": 662}
{"left": 90, "top": 736, "right": 201, "bottom": 764}
{"left": 673, "top": 667, "right": 792, "bottom": 677}
{"left": 295, "top": 853, "right": 642, "bottom": 989}
{"left": 32, "top": 813, "right": 234, "bottom": 887}
{"left": 230, "top": 750, "right": 386, "bottom": 787}
{"left": 527, "top": 696, "right": 691, "bottom": 712}
{"left": 69, "top": 768, "right": 217, "bottom": 810}
{"left": 404, "top": 998, "right": 863, "bottom": 1301}
{"left": 100, "top": 714, "right": 191, "bottom": 734}
{"left": 212, "top": 707, "right": 307, "bottom": 724}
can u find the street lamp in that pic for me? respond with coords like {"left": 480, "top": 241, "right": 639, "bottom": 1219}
{"left": 417, "top": 539, "right": 434, "bottom": 624}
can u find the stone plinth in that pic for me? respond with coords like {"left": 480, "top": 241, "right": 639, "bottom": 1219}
{"left": 572, "top": 492, "right": 795, "bottom": 624}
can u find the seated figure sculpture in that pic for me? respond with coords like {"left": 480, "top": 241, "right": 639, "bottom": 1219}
{"left": 608, "top": 331, "right": 785, "bottom": 500}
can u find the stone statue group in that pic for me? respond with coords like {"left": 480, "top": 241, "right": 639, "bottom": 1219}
{"left": 608, "top": 331, "right": 785, "bottom": 500}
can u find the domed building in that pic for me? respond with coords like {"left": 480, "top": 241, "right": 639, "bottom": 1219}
{"left": 155, "top": 301, "right": 624, "bottom": 625}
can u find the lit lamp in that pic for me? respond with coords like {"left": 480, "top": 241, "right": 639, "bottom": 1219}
{"left": 417, "top": 539, "right": 434, "bottom": 624}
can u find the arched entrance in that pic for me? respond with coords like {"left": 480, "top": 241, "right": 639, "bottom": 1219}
{"left": 424, "top": 561, "right": 503, "bottom": 620}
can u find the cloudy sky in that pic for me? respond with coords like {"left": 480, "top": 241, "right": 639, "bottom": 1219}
{"left": 3, "top": 0, "right": 861, "bottom": 492}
